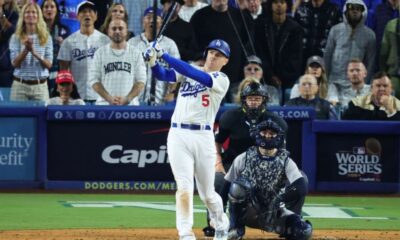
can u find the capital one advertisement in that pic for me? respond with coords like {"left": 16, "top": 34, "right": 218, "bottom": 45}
{"left": 0, "top": 118, "right": 37, "bottom": 180}
{"left": 316, "top": 134, "right": 399, "bottom": 183}
{"left": 47, "top": 121, "right": 173, "bottom": 181}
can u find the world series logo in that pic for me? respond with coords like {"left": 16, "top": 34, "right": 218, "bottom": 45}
{"left": 335, "top": 138, "right": 382, "bottom": 182}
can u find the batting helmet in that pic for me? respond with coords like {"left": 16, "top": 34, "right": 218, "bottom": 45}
{"left": 250, "top": 119, "right": 286, "bottom": 150}
{"left": 241, "top": 82, "right": 269, "bottom": 122}
{"left": 204, "top": 39, "right": 230, "bottom": 58}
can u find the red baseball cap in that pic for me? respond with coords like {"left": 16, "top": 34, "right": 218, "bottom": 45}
{"left": 56, "top": 70, "right": 75, "bottom": 84}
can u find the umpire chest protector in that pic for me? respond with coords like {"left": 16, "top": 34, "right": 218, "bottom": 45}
{"left": 241, "top": 146, "right": 289, "bottom": 204}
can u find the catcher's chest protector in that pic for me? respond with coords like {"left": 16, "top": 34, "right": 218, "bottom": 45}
{"left": 241, "top": 147, "right": 288, "bottom": 203}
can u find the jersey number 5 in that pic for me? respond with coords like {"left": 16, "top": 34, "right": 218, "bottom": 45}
{"left": 202, "top": 94, "right": 210, "bottom": 107}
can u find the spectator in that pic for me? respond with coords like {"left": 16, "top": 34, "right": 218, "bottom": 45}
{"left": 380, "top": 17, "right": 400, "bottom": 98}
{"left": 9, "top": 2, "right": 53, "bottom": 102}
{"left": 324, "top": 0, "right": 376, "bottom": 92}
{"left": 58, "top": 1, "right": 110, "bottom": 104}
{"left": 254, "top": 0, "right": 304, "bottom": 95}
{"left": 342, "top": 72, "right": 400, "bottom": 120}
{"left": 128, "top": 7, "right": 180, "bottom": 105}
{"left": 291, "top": 55, "right": 339, "bottom": 105}
{"left": 372, "top": 0, "right": 399, "bottom": 54}
{"left": 245, "top": 0, "right": 264, "bottom": 20}
{"left": 161, "top": 0, "right": 201, "bottom": 62}
{"left": 294, "top": 0, "right": 342, "bottom": 66}
{"left": 99, "top": 2, "right": 134, "bottom": 40}
{"left": 46, "top": 70, "right": 85, "bottom": 105}
{"left": 90, "top": 19, "right": 146, "bottom": 106}
{"left": 121, "top": 0, "right": 154, "bottom": 37}
{"left": 40, "top": 0, "right": 71, "bottom": 94}
{"left": 285, "top": 74, "right": 335, "bottom": 119}
{"left": 191, "top": 0, "right": 252, "bottom": 102}
{"left": 338, "top": 58, "right": 370, "bottom": 107}
{"left": 90, "top": 0, "right": 113, "bottom": 30}
{"left": 243, "top": 55, "right": 281, "bottom": 106}
{"left": 15, "top": 0, "right": 28, "bottom": 12}
{"left": 0, "top": 0, "right": 19, "bottom": 87}
{"left": 179, "top": 0, "right": 208, "bottom": 22}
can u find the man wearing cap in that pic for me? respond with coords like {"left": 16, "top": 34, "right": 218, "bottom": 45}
{"left": 128, "top": 7, "right": 180, "bottom": 105}
{"left": 58, "top": 1, "right": 110, "bottom": 104}
{"left": 243, "top": 55, "right": 281, "bottom": 106}
{"left": 324, "top": 0, "right": 376, "bottom": 92}
{"left": 89, "top": 19, "right": 146, "bottom": 105}
{"left": 46, "top": 70, "right": 85, "bottom": 106}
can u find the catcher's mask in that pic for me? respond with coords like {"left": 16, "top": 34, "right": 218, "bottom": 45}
{"left": 241, "top": 82, "right": 269, "bottom": 121}
{"left": 250, "top": 119, "right": 285, "bottom": 150}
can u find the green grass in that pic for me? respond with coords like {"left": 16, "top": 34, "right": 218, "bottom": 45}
{"left": 307, "top": 196, "right": 400, "bottom": 230}
{"left": 0, "top": 193, "right": 399, "bottom": 231}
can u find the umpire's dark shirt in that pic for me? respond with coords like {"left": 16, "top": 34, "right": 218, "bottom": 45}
{"left": 216, "top": 107, "right": 287, "bottom": 165}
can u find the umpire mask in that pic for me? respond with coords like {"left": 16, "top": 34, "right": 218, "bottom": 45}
{"left": 250, "top": 119, "right": 285, "bottom": 150}
{"left": 241, "top": 82, "right": 269, "bottom": 123}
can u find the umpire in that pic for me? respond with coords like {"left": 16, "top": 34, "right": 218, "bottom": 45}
{"left": 225, "top": 118, "right": 312, "bottom": 240}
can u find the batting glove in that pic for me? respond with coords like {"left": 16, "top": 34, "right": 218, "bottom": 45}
{"left": 149, "top": 41, "right": 165, "bottom": 58}
{"left": 142, "top": 47, "right": 157, "bottom": 67}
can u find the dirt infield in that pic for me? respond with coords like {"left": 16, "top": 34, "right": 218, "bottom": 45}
{"left": 0, "top": 228, "right": 399, "bottom": 240}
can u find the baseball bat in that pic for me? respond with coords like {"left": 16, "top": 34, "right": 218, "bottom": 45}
{"left": 153, "top": 1, "right": 178, "bottom": 45}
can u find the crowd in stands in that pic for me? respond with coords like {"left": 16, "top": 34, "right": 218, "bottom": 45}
{"left": 1, "top": 0, "right": 400, "bottom": 120}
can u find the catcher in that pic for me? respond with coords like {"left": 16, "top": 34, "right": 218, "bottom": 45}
{"left": 224, "top": 118, "right": 312, "bottom": 240}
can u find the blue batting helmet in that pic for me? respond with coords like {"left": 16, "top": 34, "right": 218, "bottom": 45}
{"left": 205, "top": 39, "right": 230, "bottom": 58}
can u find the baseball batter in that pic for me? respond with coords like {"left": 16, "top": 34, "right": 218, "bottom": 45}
{"left": 143, "top": 39, "right": 231, "bottom": 240}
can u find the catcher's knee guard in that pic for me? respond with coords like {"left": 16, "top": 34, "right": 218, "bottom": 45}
{"left": 228, "top": 178, "right": 251, "bottom": 204}
{"left": 284, "top": 214, "right": 312, "bottom": 240}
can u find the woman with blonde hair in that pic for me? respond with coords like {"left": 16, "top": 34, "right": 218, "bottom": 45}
{"left": 100, "top": 3, "right": 134, "bottom": 39}
{"left": 290, "top": 55, "right": 338, "bottom": 105}
{"left": 9, "top": 2, "right": 53, "bottom": 102}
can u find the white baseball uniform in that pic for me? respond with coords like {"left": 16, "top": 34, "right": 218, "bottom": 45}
{"left": 167, "top": 67, "right": 230, "bottom": 238}
{"left": 128, "top": 34, "right": 180, "bottom": 105}
{"left": 89, "top": 43, "right": 147, "bottom": 105}
{"left": 57, "top": 30, "right": 110, "bottom": 100}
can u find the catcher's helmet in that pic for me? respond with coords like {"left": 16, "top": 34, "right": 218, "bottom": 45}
{"left": 250, "top": 119, "right": 286, "bottom": 150}
{"left": 241, "top": 82, "right": 269, "bottom": 122}
{"left": 204, "top": 39, "right": 230, "bottom": 58}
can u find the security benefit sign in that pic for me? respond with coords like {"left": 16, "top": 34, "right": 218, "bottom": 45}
{"left": 316, "top": 134, "right": 399, "bottom": 183}
{"left": 0, "top": 118, "right": 36, "bottom": 180}
{"left": 47, "top": 121, "right": 172, "bottom": 181}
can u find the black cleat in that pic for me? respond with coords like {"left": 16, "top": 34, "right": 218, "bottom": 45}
{"left": 203, "top": 226, "right": 215, "bottom": 237}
